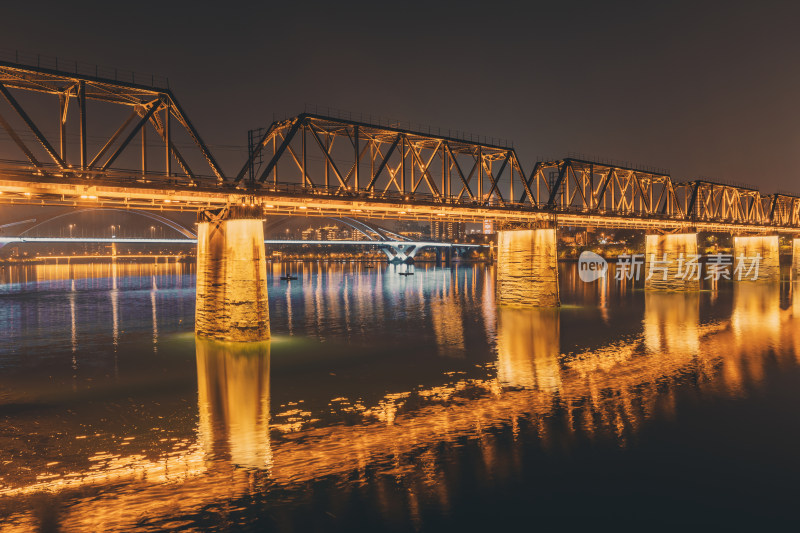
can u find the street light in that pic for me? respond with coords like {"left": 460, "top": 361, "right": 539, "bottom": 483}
{"left": 68, "top": 224, "right": 75, "bottom": 238}
{"left": 110, "top": 225, "right": 116, "bottom": 238}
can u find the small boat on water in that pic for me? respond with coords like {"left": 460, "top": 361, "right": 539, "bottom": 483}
{"left": 280, "top": 275, "right": 298, "bottom": 281}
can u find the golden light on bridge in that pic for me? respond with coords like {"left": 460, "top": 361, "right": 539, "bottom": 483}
{"left": 644, "top": 233, "right": 699, "bottom": 291}
{"left": 495, "top": 229, "right": 559, "bottom": 307}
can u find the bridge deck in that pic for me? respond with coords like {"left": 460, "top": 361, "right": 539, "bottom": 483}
{"left": 0, "top": 169, "right": 794, "bottom": 233}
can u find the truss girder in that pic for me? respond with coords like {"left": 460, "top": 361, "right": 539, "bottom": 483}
{"left": 238, "top": 114, "right": 524, "bottom": 208}
{"left": 0, "top": 60, "right": 223, "bottom": 184}
{"left": 1, "top": 61, "right": 800, "bottom": 230}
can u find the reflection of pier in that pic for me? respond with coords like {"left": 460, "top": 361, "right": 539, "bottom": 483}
{"left": 496, "top": 307, "right": 560, "bottom": 390}
{"left": 5, "top": 284, "right": 800, "bottom": 531}
{"left": 196, "top": 339, "right": 272, "bottom": 469}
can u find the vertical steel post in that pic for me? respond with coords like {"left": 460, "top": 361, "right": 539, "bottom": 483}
{"left": 478, "top": 147, "right": 483, "bottom": 205}
{"left": 442, "top": 143, "right": 446, "bottom": 200}
{"left": 354, "top": 125, "right": 359, "bottom": 191}
{"left": 324, "top": 134, "right": 330, "bottom": 190}
{"left": 401, "top": 136, "right": 406, "bottom": 194}
{"left": 370, "top": 140, "right": 375, "bottom": 192}
{"left": 509, "top": 152, "right": 513, "bottom": 205}
{"left": 59, "top": 92, "right": 67, "bottom": 163}
{"left": 273, "top": 134, "right": 278, "bottom": 186}
{"left": 141, "top": 123, "right": 147, "bottom": 176}
{"left": 410, "top": 141, "right": 415, "bottom": 193}
{"left": 301, "top": 123, "right": 307, "bottom": 187}
{"left": 77, "top": 81, "right": 86, "bottom": 170}
{"left": 164, "top": 102, "right": 171, "bottom": 177}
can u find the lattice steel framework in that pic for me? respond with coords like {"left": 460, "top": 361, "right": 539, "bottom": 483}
{"left": 523, "top": 158, "right": 682, "bottom": 216}
{"left": 0, "top": 58, "right": 798, "bottom": 231}
{"left": 0, "top": 59, "right": 223, "bottom": 185}
{"left": 240, "top": 119, "right": 800, "bottom": 228}
{"left": 676, "top": 181, "right": 800, "bottom": 226}
{"left": 237, "top": 114, "right": 526, "bottom": 206}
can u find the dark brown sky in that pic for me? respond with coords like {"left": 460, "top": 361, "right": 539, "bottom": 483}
{"left": 3, "top": 0, "right": 800, "bottom": 192}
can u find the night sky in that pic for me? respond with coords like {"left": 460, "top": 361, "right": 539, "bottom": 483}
{"left": 3, "top": 1, "right": 800, "bottom": 192}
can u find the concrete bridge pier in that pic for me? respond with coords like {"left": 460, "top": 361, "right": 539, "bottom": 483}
{"left": 496, "top": 229, "right": 559, "bottom": 307}
{"left": 644, "top": 233, "right": 700, "bottom": 290}
{"left": 195, "top": 206, "right": 270, "bottom": 341}
{"left": 733, "top": 235, "right": 779, "bottom": 281}
{"left": 793, "top": 238, "right": 800, "bottom": 280}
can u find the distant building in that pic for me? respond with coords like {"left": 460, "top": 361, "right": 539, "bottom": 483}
{"left": 301, "top": 225, "right": 352, "bottom": 241}
{"left": 431, "top": 221, "right": 464, "bottom": 241}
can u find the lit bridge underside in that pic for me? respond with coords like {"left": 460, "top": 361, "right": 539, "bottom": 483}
{"left": 1, "top": 59, "right": 800, "bottom": 234}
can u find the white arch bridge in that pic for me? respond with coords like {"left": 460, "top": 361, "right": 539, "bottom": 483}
{"left": 0, "top": 208, "right": 483, "bottom": 264}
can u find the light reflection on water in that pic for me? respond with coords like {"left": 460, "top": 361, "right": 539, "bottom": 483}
{"left": 1, "top": 261, "right": 800, "bottom": 530}
{"left": 196, "top": 339, "right": 272, "bottom": 470}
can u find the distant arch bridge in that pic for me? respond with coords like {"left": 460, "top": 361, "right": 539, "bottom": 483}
{"left": 0, "top": 208, "right": 482, "bottom": 263}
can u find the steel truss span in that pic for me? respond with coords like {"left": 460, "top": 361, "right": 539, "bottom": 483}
{"left": 0, "top": 59, "right": 223, "bottom": 185}
{"left": 0, "top": 60, "right": 799, "bottom": 233}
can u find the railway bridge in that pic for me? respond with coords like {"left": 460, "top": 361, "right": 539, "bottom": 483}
{"left": 1, "top": 55, "right": 799, "bottom": 340}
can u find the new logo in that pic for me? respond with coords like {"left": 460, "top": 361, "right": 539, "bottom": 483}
{"left": 579, "top": 251, "right": 608, "bottom": 282}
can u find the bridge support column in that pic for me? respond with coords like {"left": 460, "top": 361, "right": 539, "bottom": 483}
{"left": 195, "top": 207, "right": 269, "bottom": 341}
{"left": 645, "top": 233, "right": 699, "bottom": 290}
{"left": 793, "top": 239, "right": 800, "bottom": 280}
{"left": 733, "top": 235, "right": 779, "bottom": 281}
{"left": 496, "top": 229, "right": 559, "bottom": 307}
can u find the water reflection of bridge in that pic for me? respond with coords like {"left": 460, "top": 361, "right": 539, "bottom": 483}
{"left": 2, "top": 275, "right": 799, "bottom": 531}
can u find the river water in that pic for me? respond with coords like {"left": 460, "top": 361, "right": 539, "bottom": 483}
{"left": 1, "top": 261, "right": 799, "bottom": 531}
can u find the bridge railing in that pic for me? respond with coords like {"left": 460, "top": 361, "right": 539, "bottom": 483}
{"left": 0, "top": 49, "right": 170, "bottom": 89}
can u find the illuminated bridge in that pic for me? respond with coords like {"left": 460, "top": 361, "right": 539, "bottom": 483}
{"left": 0, "top": 236, "right": 479, "bottom": 264}
{"left": 0, "top": 208, "right": 480, "bottom": 264}
{"left": 1, "top": 55, "right": 799, "bottom": 340}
